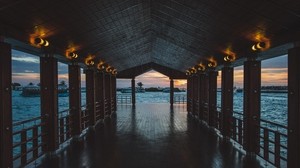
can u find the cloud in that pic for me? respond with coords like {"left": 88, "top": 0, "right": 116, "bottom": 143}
{"left": 12, "top": 73, "right": 40, "bottom": 85}
{"left": 262, "top": 55, "right": 287, "bottom": 68}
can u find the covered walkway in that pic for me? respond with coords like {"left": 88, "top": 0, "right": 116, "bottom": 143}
{"left": 40, "top": 104, "right": 260, "bottom": 168}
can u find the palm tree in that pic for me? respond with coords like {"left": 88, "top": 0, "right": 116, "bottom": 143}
{"left": 137, "top": 82, "right": 143, "bottom": 89}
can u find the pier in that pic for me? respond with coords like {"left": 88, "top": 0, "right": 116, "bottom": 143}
{"left": 0, "top": 0, "right": 300, "bottom": 167}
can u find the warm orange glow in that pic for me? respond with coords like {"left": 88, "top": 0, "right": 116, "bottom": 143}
{"left": 112, "top": 69, "right": 117, "bottom": 75}
{"left": 222, "top": 47, "right": 236, "bottom": 62}
{"left": 208, "top": 57, "right": 217, "bottom": 68}
{"left": 84, "top": 55, "right": 95, "bottom": 66}
{"left": 190, "top": 67, "right": 197, "bottom": 74}
{"left": 66, "top": 52, "right": 78, "bottom": 59}
{"left": 29, "top": 26, "right": 53, "bottom": 48}
{"left": 251, "top": 42, "right": 268, "bottom": 51}
{"left": 185, "top": 70, "right": 191, "bottom": 76}
{"left": 65, "top": 44, "right": 81, "bottom": 59}
{"left": 33, "top": 37, "right": 49, "bottom": 47}
{"left": 247, "top": 29, "right": 271, "bottom": 51}
{"left": 97, "top": 61, "right": 105, "bottom": 70}
{"left": 106, "top": 65, "right": 112, "bottom": 73}
{"left": 174, "top": 80, "right": 187, "bottom": 88}
{"left": 197, "top": 63, "right": 205, "bottom": 71}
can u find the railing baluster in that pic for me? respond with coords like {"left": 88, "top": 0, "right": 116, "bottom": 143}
{"left": 66, "top": 116, "right": 70, "bottom": 139}
{"left": 232, "top": 118, "right": 237, "bottom": 141}
{"left": 21, "top": 129, "right": 27, "bottom": 166}
{"left": 263, "top": 129, "right": 269, "bottom": 161}
{"left": 275, "top": 131, "right": 281, "bottom": 167}
{"left": 238, "top": 119, "right": 242, "bottom": 144}
{"left": 60, "top": 118, "right": 65, "bottom": 143}
{"left": 33, "top": 126, "right": 38, "bottom": 159}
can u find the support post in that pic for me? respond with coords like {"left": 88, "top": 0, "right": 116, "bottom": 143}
{"left": 112, "top": 75, "right": 117, "bottom": 112}
{"left": 170, "top": 78, "right": 174, "bottom": 106}
{"left": 98, "top": 72, "right": 105, "bottom": 119}
{"left": 198, "top": 73, "right": 205, "bottom": 120}
{"left": 192, "top": 75, "right": 198, "bottom": 116}
{"left": 95, "top": 71, "right": 101, "bottom": 121}
{"left": 203, "top": 73, "right": 209, "bottom": 122}
{"left": 187, "top": 77, "right": 190, "bottom": 112}
{"left": 85, "top": 68, "right": 96, "bottom": 126}
{"left": 105, "top": 74, "right": 112, "bottom": 115}
{"left": 288, "top": 47, "right": 300, "bottom": 168}
{"left": 40, "top": 52, "right": 58, "bottom": 153}
{"left": 131, "top": 78, "right": 136, "bottom": 106}
{"left": 221, "top": 66, "right": 233, "bottom": 138}
{"left": 243, "top": 59, "right": 261, "bottom": 155}
{"left": 190, "top": 76, "right": 194, "bottom": 114}
{"left": 68, "top": 64, "right": 81, "bottom": 136}
{"left": 0, "top": 42, "right": 13, "bottom": 168}
{"left": 208, "top": 71, "right": 218, "bottom": 127}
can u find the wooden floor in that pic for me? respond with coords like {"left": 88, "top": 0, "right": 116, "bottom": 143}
{"left": 39, "top": 103, "right": 262, "bottom": 168}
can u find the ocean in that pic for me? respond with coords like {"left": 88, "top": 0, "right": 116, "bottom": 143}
{"left": 12, "top": 91, "right": 287, "bottom": 125}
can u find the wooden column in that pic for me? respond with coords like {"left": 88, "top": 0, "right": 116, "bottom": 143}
{"left": 221, "top": 66, "right": 233, "bottom": 138}
{"left": 198, "top": 73, "right": 205, "bottom": 120}
{"left": 190, "top": 76, "right": 194, "bottom": 114}
{"left": 243, "top": 59, "right": 261, "bottom": 155}
{"left": 0, "top": 42, "right": 13, "bottom": 168}
{"left": 105, "top": 74, "right": 111, "bottom": 115}
{"left": 40, "top": 52, "right": 58, "bottom": 153}
{"left": 187, "top": 77, "right": 190, "bottom": 112}
{"left": 68, "top": 64, "right": 81, "bottom": 136}
{"left": 170, "top": 78, "right": 174, "bottom": 106}
{"left": 192, "top": 75, "right": 199, "bottom": 116}
{"left": 98, "top": 72, "right": 105, "bottom": 119}
{"left": 112, "top": 76, "right": 117, "bottom": 111}
{"left": 288, "top": 47, "right": 300, "bottom": 168}
{"left": 203, "top": 73, "right": 209, "bottom": 122}
{"left": 131, "top": 78, "right": 136, "bottom": 106}
{"left": 208, "top": 71, "right": 218, "bottom": 127}
{"left": 85, "top": 68, "right": 96, "bottom": 126}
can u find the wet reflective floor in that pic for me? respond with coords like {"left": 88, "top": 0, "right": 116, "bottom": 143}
{"left": 40, "top": 104, "right": 262, "bottom": 168}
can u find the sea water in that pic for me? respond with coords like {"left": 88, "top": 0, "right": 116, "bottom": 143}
{"left": 12, "top": 91, "right": 287, "bottom": 125}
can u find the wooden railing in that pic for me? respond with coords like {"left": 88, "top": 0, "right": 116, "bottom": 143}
{"left": 213, "top": 107, "right": 287, "bottom": 167}
{"left": 12, "top": 116, "right": 45, "bottom": 167}
{"left": 174, "top": 95, "right": 186, "bottom": 104}
{"left": 117, "top": 94, "right": 131, "bottom": 104}
{"left": 111, "top": 98, "right": 115, "bottom": 112}
{"left": 258, "top": 119, "right": 287, "bottom": 167}
{"left": 95, "top": 102, "right": 102, "bottom": 121}
{"left": 58, "top": 109, "right": 72, "bottom": 145}
{"left": 81, "top": 105, "right": 89, "bottom": 130}
{"left": 230, "top": 111, "right": 244, "bottom": 145}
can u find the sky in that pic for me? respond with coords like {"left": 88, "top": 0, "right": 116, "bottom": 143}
{"left": 12, "top": 50, "right": 287, "bottom": 88}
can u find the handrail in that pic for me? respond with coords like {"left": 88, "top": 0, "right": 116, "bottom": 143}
{"left": 13, "top": 116, "right": 42, "bottom": 127}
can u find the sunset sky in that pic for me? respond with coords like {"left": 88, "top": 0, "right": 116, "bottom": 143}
{"left": 12, "top": 50, "right": 287, "bottom": 88}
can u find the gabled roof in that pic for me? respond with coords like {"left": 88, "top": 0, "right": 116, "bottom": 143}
{"left": 1, "top": 0, "right": 300, "bottom": 72}
{"left": 117, "top": 62, "right": 186, "bottom": 79}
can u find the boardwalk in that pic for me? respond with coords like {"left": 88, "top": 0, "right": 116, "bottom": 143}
{"left": 39, "top": 104, "right": 261, "bottom": 168}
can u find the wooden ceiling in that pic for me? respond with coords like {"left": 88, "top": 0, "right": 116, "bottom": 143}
{"left": 0, "top": 0, "right": 300, "bottom": 73}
